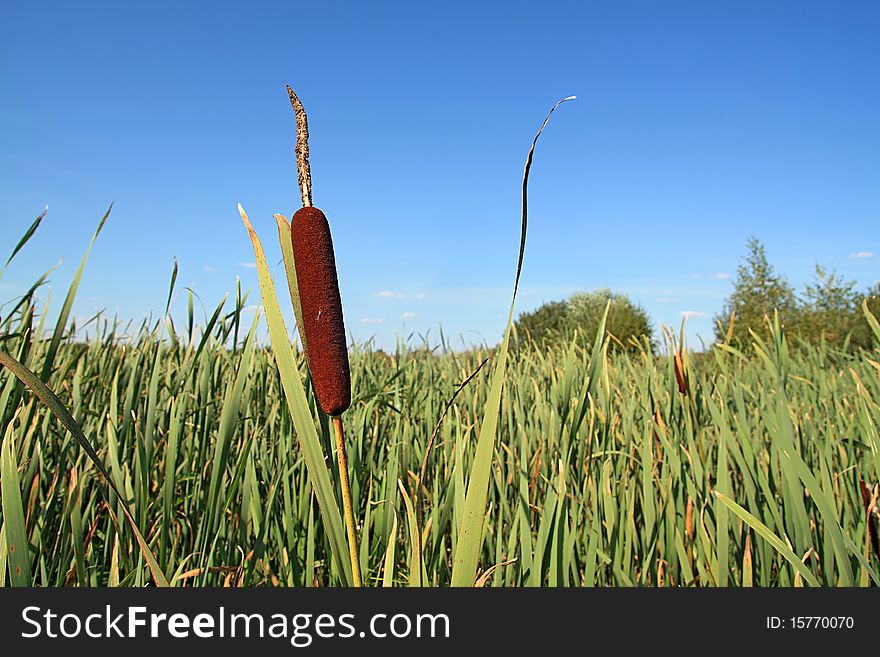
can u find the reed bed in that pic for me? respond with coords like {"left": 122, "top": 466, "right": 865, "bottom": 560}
{"left": 1, "top": 274, "right": 879, "bottom": 586}
{"left": 1, "top": 95, "right": 878, "bottom": 587}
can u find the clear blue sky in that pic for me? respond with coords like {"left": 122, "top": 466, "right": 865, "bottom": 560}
{"left": 2, "top": 0, "right": 878, "bottom": 350}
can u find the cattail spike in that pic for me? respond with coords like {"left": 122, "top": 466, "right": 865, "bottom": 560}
{"left": 286, "top": 85, "right": 313, "bottom": 208}
{"left": 291, "top": 206, "right": 351, "bottom": 416}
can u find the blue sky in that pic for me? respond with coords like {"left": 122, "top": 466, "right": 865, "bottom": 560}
{"left": 2, "top": 1, "right": 878, "bottom": 350}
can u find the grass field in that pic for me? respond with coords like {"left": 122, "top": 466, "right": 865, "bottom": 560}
{"left": 2, "top": 228, "right": 879, "bottom": 586}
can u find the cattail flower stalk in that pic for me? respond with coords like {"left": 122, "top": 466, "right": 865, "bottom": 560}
{"left": 287, "top": 85, "right": 361, "bottom": 586}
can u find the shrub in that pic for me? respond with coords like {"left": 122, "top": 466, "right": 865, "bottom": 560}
{"left": 514, "top": 288, "right": 653, "bottom": 352}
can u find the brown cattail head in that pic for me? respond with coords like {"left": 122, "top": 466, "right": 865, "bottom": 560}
{"left": 673, "top": 350, "right": 688, "bottom": 395}
{"left": 291, "top": 206, "right": 351, "bottom": 416}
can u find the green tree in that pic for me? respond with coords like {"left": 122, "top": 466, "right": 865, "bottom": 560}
{"left": 714, "top": 237, "right": 796, "bottom": 347}
{"left": 515, "top": 288, "right": 653, "bottom": 352}
{"left": 513, "top": 299, "right": 570, "bottom": 347}
{"left": 793, "top": 265, "right": 866, "bottom": 350}
{"left": 853, "top": 282, "right": 880, "bottom": 349}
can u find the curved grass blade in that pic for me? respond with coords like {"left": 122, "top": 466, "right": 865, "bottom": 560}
{"left": 863, "top": 299, "right": 880, "bottom": 344}
{"left": 0, "top": 348, "right": 169, "bottom": 587}
{"left": 0, "top": 260, "right": 61, "bottom": 337}
{"left": 451, "top": 96, "right": 576, "bottom": 587}
{"left": 40, "top": 204, "right": 111, "bottom": 383}
{"left": 415, "top": 355, "right": 490, "bottom": 515}
{"left": 2, "top": 206, "right": 47, "bottom": 276}
{"left": 164, "top": 257, "right": 179, "bottom": 318}
{"left": 778, "top": 447, "right": 854, "bottom": 586}
{"left": 239, "top": 203, "right": 352, "bottom": 585}
{"left": 715, "top": 491, "right": 819, "bottom": 587}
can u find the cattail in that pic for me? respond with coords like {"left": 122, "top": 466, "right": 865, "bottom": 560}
{"left": 285, "top": 84, "right": 351, "bottom": 417}
{"left": 290, "top": 206, "right": 351, "bottom": 416}
{"left": 287, "top": 84, "right": 361, "bottom": 586}
{"left": 673, "top": 349, "right": 688, "bottom": 395}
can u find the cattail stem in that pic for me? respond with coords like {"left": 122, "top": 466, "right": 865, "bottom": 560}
{"left": 332, "top": 415, "right": 362, "bottom": 586}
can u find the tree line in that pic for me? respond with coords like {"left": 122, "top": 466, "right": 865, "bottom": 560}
{"left": 513, "top": 237, "right": 880, "bottom": 352}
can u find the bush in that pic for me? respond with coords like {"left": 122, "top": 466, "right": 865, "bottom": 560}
{"left": 514, "top": 288, "right": 653, "bottom": 352}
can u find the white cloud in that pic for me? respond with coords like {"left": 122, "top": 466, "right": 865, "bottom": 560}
{"left": 360, "top": 317, "right": 384, "bottom": 325}
{"left": 371, "top": 290, "right": 406, "bottom": 299}
{"left": 849, "top": 251, "right": 875, "bottom": 259}
{"left": 692, "top": 273, "right": 729, "bottom": 280}
{"left": 238, "top": 261, "right": 258, "bottom": 269}
{"left": 401, "top": 312, "right": 417, "bottom": 320}
{"left": 415, "top": 292, "right": 427, "bottom": 300}
{"left": 656, "top": 297, "right": 674, "bottom": 303}
{"left": 680, "top": 310, "right": 706, "bottom": 319}
{"left": 203, "top": 265, "right": 218, "bottom": 273}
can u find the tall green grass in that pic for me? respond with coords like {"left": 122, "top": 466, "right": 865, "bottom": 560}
{"left": 1, "top": 229, "right": 879, "bottom": 585}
